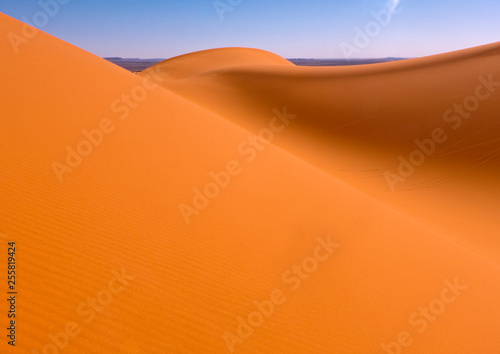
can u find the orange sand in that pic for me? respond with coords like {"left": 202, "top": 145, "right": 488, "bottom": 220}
{"left": 1, "top": 13, "right": 500, "bottom": 354}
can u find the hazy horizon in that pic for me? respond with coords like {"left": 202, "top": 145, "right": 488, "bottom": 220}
{"left": 102, "top": 54, "right": 411, "bottom": 60}
{"left": 1, "top": 0, "right": 499, "bottom": 60}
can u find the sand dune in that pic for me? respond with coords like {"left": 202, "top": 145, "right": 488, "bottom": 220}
{"left": 1, "top": 12, "right": 500, "bottom": 354}
{"left": 142, "top": 43, "right": 500, "bottom": 264}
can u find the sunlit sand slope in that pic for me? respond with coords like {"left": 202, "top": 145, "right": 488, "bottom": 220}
{"left": 1, "top": 13, "right": 500, "bottom": 354}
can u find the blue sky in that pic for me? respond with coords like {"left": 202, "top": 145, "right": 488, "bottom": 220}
{"left": 1, "top": 0, "right": 499, "bottom": 59}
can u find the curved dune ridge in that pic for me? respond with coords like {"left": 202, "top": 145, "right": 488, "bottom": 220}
{"left": 147, "top": 47, "right": 294, "bottom": 79}
{"left": 1, "top": 12, "right": 500, "bottom": 354}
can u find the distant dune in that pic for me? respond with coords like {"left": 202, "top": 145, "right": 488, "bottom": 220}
{"left": 2, "top": 12, "right": 500, "bottom": 354}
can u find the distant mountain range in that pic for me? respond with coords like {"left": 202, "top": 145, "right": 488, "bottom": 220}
{"left": 104, "top": 57, "right": 408, "bottom": 72}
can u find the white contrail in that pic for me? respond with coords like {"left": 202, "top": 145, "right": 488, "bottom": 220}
{"left": 388, "top": 0, "right": 401, "bottom": 12}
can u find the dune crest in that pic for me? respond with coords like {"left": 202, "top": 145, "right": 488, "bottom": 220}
{"left": 147, "top": 47, "right": 294, "bottom": 79}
